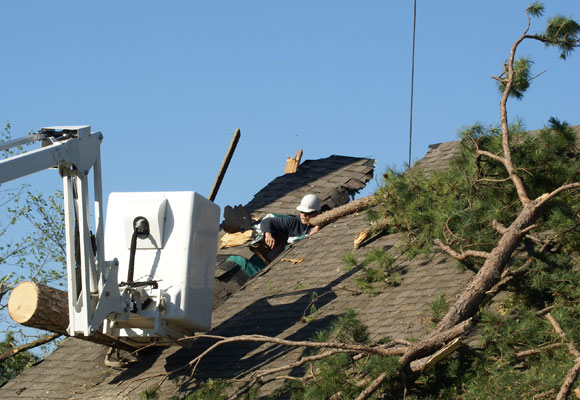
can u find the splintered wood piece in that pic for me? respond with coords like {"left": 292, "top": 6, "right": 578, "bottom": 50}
{"left": 281, "top": 257, "right": 305, "bottom": 264}
{"left": 219, "top": 230, "right": 253, "bottom": 248}
{"left": 284, "top": 149, "right": 303, "bottom": 174}
{"left": 353, "top": 217, "right": 390, "bottom": 249}
{"left": 419, "top": 337, "right": 461, "bottom": 372}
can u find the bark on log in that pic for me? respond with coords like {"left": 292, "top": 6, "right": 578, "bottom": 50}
{"left": 8, "top": 281, "right": 137, "bottom": 351}
{"left": 400, "top": 202, "right": 543, "bottom": 367}
{"left": 9, "top": 281, "right": 69, "bottom": 333}
{"left": 310, "top": 195, "right": 379, "bottom": 228}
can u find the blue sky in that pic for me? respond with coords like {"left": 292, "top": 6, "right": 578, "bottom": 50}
{"left": 1, "top": 0, "right": 579, "bottom": 214}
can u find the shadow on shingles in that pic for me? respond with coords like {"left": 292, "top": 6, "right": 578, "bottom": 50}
{"left": 172, "top": 314, "right": 339, "bottom": 395}
{"left": 357, "top": 229, "right": 390, "bottom": 249}
{"left": 163, "top": 261, "right": 367, "bottom": 387}
{"left": 108, "top": 345, "right": 168, "bottom": 384}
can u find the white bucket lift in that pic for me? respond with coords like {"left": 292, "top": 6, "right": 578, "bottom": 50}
{"left": 0, "top": 126, "right": 220, "bottom": 345}
{"left": 103, "top": 192, "right": 220, "bottom": 339}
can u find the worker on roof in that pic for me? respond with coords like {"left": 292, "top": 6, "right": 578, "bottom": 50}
{"left": 261, "top": 193, "right": 321, "bottom": 251}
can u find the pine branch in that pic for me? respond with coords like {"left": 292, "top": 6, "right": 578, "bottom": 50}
{"left": 0, "top": 332, "right": 61, "bottom": 363}
{"left": 354, "top": 372, "right": 387, "bottom": 400}
{"left": 175, "top": 333, "right": 408, "bottom": 377}
{"left": 535, "top": 183, "right": 580, "bottom": 209}
{"left": 557, "top": 357, "right": 580, "bottom": 400}
{"left": 515, "top": 343, "right": 562, "bottom": 358}
{"left": 497, "top": 9, "right": 533, "bottom": 207}
{"left": 476, "top": 149, "right": 508, "bottom": 167}
{"left": 399, "top": 318, "right": 474, "bottom": 367}
{"left": 546, "top": 313, "right": 580, "bottom": 359}
{"left": 310, "top": 195, "right": 380, "bottom": 228}
{"left": 434, "top": 239, "right": 490, "bottom": 260}
{"left": 229, "top": 349, "right": 342, "bottom": 399}
{"left": 485, "top": 258, "right": 533, "bottom": 296}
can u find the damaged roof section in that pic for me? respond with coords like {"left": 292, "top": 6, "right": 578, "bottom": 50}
{"left": 243, "top": 155, "right": 375, "bottom": 218}
{"left": 214, "top": 154, "right": 375, "bottom": 305}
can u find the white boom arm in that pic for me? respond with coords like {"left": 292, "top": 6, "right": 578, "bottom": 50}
{"left": 1, "top": 126, "right": 219, "bottom": 344}
{"left": 0, "top": 126, "right": 124, "bottom": 336}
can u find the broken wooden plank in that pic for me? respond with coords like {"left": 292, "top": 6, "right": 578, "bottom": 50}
{"left": 285, "top": 149, "right": 303, "bottom": 174}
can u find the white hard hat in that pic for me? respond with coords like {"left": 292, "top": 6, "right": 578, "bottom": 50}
{"left": 296, "top": 194, "right": 321, "bottom": 213}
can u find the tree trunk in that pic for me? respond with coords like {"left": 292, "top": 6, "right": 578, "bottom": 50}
{"left": 400, "top": 203, "right": 542, "bottom": 366}
{"left": 310, "top": 195, "right": 379, "bottom": 228}
{"left": 8, "top": 281, "right": 137, "bottom": 351}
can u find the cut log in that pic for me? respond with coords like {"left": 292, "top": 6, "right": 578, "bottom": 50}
{"left": 9, "top": 281, "right": 69, "bottom": 333}
{"left": 8, "top": 281, "right": 137, "bottom": 351}
{"left": 310, "top": 195, "right": 379, "bottom": 228}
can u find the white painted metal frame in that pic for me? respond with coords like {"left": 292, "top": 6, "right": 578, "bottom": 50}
{"left": 0, "top": 126, "right": 125, "bottom": 336}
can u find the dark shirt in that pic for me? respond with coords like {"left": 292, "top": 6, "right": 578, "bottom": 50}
{"left": 260, "top": 215, "right": 310, "bottom": 239}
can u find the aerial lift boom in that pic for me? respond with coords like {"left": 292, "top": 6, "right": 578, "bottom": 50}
{"left": 0, "top": 126, "right": 219, "bottom": 345}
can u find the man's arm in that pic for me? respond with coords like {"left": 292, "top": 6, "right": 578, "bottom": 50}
{"left": 260, "top": 216, "right": 298, "bottom": 249}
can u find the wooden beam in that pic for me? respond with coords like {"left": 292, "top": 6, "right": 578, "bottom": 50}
{"left": 209, "top": 128, "right": 241, "bottom": 202}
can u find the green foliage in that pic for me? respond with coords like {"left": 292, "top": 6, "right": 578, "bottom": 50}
{"left": 371, "top": 119, "right": 580, "bottom": 270}
{"left": 342, "top": 252, "right": 358, "bottom": 271}
{"left": 139, "top": 385, "right": 160, "bottom": 400}
{"left": 313, "top": 310, "right": 369, "bottom": 345}
{"left": 277, "top": 311, "right": 401, "bottom": 400}
{"left": 184, "top": 379, "right": 228, "bottom": 400}
{"left": 541, "top": 15, "right": 580, "bottom": 59}
{"left": 5, "top": 190, "right": 66, "bottom": 286}
{"left": 527, "top": 1, "right": 545, "bottom": 18}
{"left": 0, "top": 333, "right": 39, "bottom": 386}
{"left": 301, "top": 291, "right": 320, "bottom": 324}
{"left": 430, "top": 292, "right": 449, "bottom": 324}
{"left": 357, "top": 5, "right": 580, "bottom": 397}
{"left": 0, "top": 123, "right": 66, "bottom": 380}
{"left": 0, "top": 123, "right": 66, "bottom": 290}
{"left": 366, "top": 117, "right": 580, "bottom": 397}
{"left": 499, "top": 57, "right": 532, "bottom": 99}
{"left": 354, "top": 248, "right": 400, "bottom": 292}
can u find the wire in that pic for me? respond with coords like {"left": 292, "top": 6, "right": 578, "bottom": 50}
{"left": 408, "top": 0, "right": 417, "bottom": 167}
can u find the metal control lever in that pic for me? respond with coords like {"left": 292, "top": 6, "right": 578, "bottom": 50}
{"left": 124, "top": 217, "right": 150, "bottom": 285}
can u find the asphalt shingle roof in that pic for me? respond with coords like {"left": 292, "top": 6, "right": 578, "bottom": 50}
{"left": 244, "top": 155, "right": 375, "bottom": 217}
{"left": 2, "top": 126, "right": 577, "bottom": 399}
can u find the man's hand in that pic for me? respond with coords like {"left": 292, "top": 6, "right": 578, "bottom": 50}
{"left": 264, "top": 232, "right": 276, "bottom": 249}
{"left": 309, "top": 225, "right": 320, "bottom": 235}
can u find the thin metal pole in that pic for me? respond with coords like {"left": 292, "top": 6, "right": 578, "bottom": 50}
{"left": 408, "top": 0, "right": 417, "bottom": 167}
